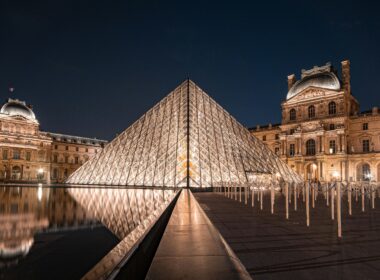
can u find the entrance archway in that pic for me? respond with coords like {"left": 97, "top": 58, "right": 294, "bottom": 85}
{"left": 356, "top": 163, "right": 371, "bottom": 181}
{"left": 305, "top": 163, "right": 318, "bottom": 181}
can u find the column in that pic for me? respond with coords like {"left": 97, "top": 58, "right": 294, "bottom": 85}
{"left": 342, "top": 134, "right": 346, "bottom": 153}
{"left": 319, "top": 136, "right": 322, "bottom": 153}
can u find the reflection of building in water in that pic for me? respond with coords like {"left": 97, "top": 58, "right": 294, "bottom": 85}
{"left": 69, "top": 188, "right": 176, "bottom": 239}
{"left": 0, "top": 98, "right": 107, "bottom": 183}
{"left": 250, "top": 60, "right": 380, "bottom": 182}
{"left": 0, "top": 187, "right": 97, "bottom": 266}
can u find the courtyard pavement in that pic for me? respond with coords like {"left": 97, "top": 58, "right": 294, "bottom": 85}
{"left": 193, "top": 191, "right": 380, "bottom": 280}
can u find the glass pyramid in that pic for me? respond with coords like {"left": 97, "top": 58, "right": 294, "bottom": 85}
{"left": 66, "top": 80, "right": 302, "bottom": 187}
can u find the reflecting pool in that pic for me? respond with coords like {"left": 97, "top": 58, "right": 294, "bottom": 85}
{"left": 0, "top": 185, "right": 178, "bottom": 280}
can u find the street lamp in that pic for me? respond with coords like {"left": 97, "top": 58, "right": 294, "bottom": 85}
{"left": 37, "top": 168, "right": 44, "bottom": 181}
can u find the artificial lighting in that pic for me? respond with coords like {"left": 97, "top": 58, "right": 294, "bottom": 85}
{"left": 38, "top": 168, "right": 44, "bottom": 174}
{"left": 329, "top": 148, "right": 333, "bottom": 154}
{"left": 37, "top": 185, "right": 43, "bottom": 201}
{"left": 332, "top": 171, "right": 339, "bottom": 179}
{"left": 312, "top": 164, "right": 317, "bottom": 170}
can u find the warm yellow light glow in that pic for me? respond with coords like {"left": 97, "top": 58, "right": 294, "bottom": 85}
{"left": 38, "top": 168, "right": 44, "bottom": 174}
{"left": 37, "top": 186, "right": 43, "bottom": 201}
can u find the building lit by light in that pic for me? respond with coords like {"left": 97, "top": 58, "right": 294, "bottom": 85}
{"left": 250, "top": 60, "right": 380, "bottom": 182}
{"left": 0, "top": 98, "right": 107, "bottom": 183}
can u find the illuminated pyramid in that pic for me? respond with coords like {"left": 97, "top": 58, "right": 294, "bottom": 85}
{"left": 66, "top": 80, "right": 301, "bottom": 187}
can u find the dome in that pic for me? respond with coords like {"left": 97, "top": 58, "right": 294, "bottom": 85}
{"left": 0, "top": 99, "right": 36, "bottom": 121}
{"left": 287, "top": 72, "right": 341, "bottom": 100}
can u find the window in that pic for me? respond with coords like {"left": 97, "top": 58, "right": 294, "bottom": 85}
{"left": 357, "top": 163, "right": 371, "bottom": 181}
{"left": 2, "top": 149, "right": 8, "bottom": 160}
{"left": 76, "top": 147, "right": 79, "bottom": 152}
{"left": 329, "top": 140, "right": 336, "bottom": 154}
{"left": 329, "top": 124, "right": 335, "bottom": 130}
{"left": 85, "top": 148, "right": 89, "bottom": 153}
{"left": 65, "top": 156, "right": 69, "bottom": 163}
{"left": 65, "top": 146, "right": 69, "bottom": 151}
{"left": 275, "top": 147, "right": 280, "bottom": 155}
{"left": 363, "top": 123, "right": 368, "bottom": 130}
{"left": 308, "top": 105, "right": 315, "bottom": 119}
{"left": 362, "top": 139, "right": 370, "bottom": 152}
{"left": 306, "top": 139, "right": 316, "bottom": 156}
{"left": 64, "top": 169, "right": 68, "bottom": 178}
{"left": 328, "top": 101, "right": 336, "bottom": 115}
{"left": 275, "top": 134, "right": 279, "bottom": 140}
{"left": 53, "top": 168, "right": 58, "bottom": 179}
{"left": 54, "top": 145, "right": 58, "bottom": 149}
{"left": 290, "top": 129, "right": 295, "bottom": 135}
{"left": 289, "top": 144, "right": 295, "bottom": 157}
{"left": 53, "top": 154, "right": 58, "bottom": 163}
{"left": 289, "top": 109, "right": 296, "bottom": 121}
{"left": 26, "top": 151, "right": 31, "bottom": 161}
{"left": 75, "top": 156, "right": 79, "bottom": 164}
{"left": 13, "top": 149, "right": 20, "bottom": 160}
{"left": 262, "top": 135, "right": 266, "bottom": 141}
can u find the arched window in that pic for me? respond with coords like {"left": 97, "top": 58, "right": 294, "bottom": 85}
{"left": 328, "top": 101, "right": 336, "bottom": 115}
{"left": 306, "top": 139, "right": 316, "bottom": 156}
{"left": 357, "top": 163, "right": 371, "bottom": 181}
{"left": 308, "top": 105, "right": 315, "bottom": 119}
{"left": 289, "top": 109, "right": 296, "bottom": 121}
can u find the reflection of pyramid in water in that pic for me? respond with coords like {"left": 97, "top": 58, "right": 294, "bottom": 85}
{"left": 66, "top": 80, "right": 301, "bottom": 187}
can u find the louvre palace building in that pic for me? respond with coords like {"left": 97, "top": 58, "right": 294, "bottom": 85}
{"left": 0, "top": 98, "right": 107, "bottom": 183}
{"left": 250, "top": 60, "right": 380, "bottom": 182}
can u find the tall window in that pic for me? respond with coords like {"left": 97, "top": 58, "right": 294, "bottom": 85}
{"left": 75, "top": 156, "right": 79, "bottom": 164}
{"left": 329, "top": 123, "right": 335, "bottom": 130}
{"left": 53, "top": 154, "right": 58, "bottom": 163}
{"left": 306, "top": 139, "right": 316, "bottom": 156}
{"left": 308, "top": 105, "right": 315, "bottom": 119}
{"left": 275, "top": 147, "right": 280, "bottom": 155}
{"left": 53, "top": 168, "right": 58, "bottom": 179}
{"left": 289, "top": 143, "right": 295, "bottom": 157}
{"left": 289, "top": 109, "right": 296, "bottom": 121}
{"left": 362, "top": 139, "right": 370, "bottom": 152}
{"left": 329, "top": 140, "right": 336, "bottom": 154}
{"left": 26, "top": 151, "right": 31, "bottom": 161}
{"left": 13, "top": 149, "right": 20, "bottom": 160}
{"left": 275, "top": 134, "right": 279, "bottom": 140}
{"left": 65, "top": 156, "right": 69, "bottom": 163}
{"left": 262, "top": 135, "right": 266, "bottom": 141}
{"left": 328, "top": 101, "right": 336, "bottom": 115}
{"left": 2, "top": 149, "right": 8, "bottom": 160}
{"left": 363, "top": 123, "right": 368, "bottom": 130}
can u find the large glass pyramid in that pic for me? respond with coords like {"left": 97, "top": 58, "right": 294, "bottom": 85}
{"left": 66, "top": 80, "right": 302, "bottom": 187}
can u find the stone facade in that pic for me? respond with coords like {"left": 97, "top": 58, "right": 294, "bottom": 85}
{"left": 0, "top": 98, "right": 107, "bottom": 183}
{"left": 250, "top": 60, "right": 380, "bottom": 182}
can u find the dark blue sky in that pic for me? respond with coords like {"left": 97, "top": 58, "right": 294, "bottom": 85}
{"left": 1, "top": 0, "right": 379, "bottom": 140}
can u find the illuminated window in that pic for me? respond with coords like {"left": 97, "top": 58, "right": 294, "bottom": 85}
{"left": 289, "top": 109, "right": 296, "bottom": 121}
{"left": 308, "top": 105, "right": 315, "bottom": 119}
{"left": 329, "top": 140, "right": 336, "bottom": 154}
{"left": 306, "top": 139, "right": 316, "bottom": 156}
{"left": 328, "top": 101, "right": 336, "bottom": 115}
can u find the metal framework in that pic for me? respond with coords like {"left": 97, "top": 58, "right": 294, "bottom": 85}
{"left": 66, "top": 80, "right": 302, "bottom": 187}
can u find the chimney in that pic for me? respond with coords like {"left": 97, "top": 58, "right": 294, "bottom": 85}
{"left": 287, "top": 74, "right": 296, "bottom": 90}
{"left": 341, "top": 60, "right": 351, "bottom": 94}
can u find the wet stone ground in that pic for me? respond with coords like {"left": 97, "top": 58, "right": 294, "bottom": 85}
{"left": 194, "top": 191, "right": 380, "bottom": 280}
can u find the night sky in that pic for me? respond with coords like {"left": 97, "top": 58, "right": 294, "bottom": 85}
{"left": 1, "top": 0, "right": 379, "bottom": 140}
